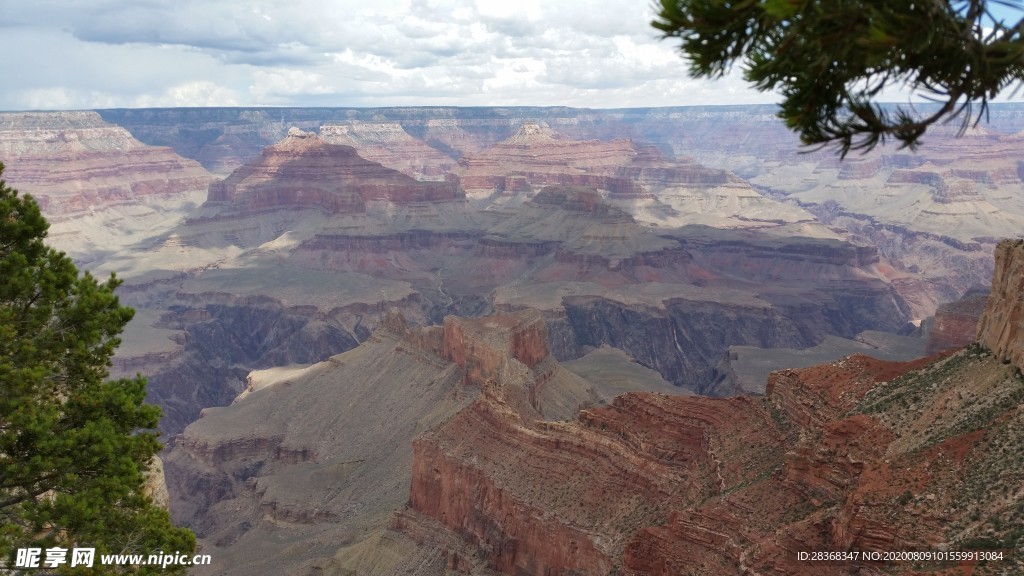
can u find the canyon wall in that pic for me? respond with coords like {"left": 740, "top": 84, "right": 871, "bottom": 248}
{"left": 95, "top": 105, "right": 1024, "bottom": 323}
{"left": 0, "top": 111, "right": 214, "bottom": 261}
{"left": 45, "top": 104, "right": 1021, "bottom": 575}
{"left": 977, "top": 238, "right": 1024, "bottom": 369}
{"left": 163, "top": 313, "right": 478, "bottom": 575}
{"left": 404, "top": 343, "right": 1024, "bottom": 576}
{"left": 0, "top": 111, "right": 212, "bottom": 215}
{"left": 164, "top": 310, "right": 605, "bottom": 576}
{"left": 924, "top": 286, "right": 989, "bottom": 355}
{"left": 207, "top": 128, "right": 463, "bottom": 214}
{"left": 161, "top": 240, "right": 1024, "bottom": 574}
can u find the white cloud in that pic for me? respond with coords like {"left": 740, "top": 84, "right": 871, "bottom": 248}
{"left": 0, "top": 0, "right": 776, "bottom": 110}
{"left": 134, "top": 82, "right": 242, "bottom": 107}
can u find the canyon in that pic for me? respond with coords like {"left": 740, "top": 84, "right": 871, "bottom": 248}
{"left": 165, "top": 241, "right": 1024, "bottom": 575}
{"left": 16, "top": 114, "right": 918, "bottom": 437}
{"left": 2, "top": 105, "right": 1023, "bottom": 574}
{"left": 96, "top": 105, "right": 1024, "bottom": 320}
{"left": 0, "top": 111, "right": 213, "bottom": 264}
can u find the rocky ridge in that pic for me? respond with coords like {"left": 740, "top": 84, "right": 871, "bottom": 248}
{"left": 92, "top": 105, "right": 1024, "bottom": 323}
{"left": 165, "top": 310, "right": 613, "bottom": 575}
{"left": 398, "top": 347, "right": 1023, "bottom": 575}
{"left": 319, "top": 122, "right": 456, "bottom": 180}
{"left": 924, "top": 285, "right": 990, "bottom": 355}
{"left": 0, "top": 111, "right": 213, "bottom": 260}
{"left": 454, "top": 122, "right": 827, "bottom": 237}
{"left": 381, "top": 238, "right": 1024, "bottom": 575}
{"left": 977, "top": 238, "right": 1024, "bottom": 368}
{"left": 207, "top": 128, "right": 463, "bottom": 214}
{"left": 0, "top": 111, "right": 212, "bottom": 213}
{"left": 162, "top": 240, "right": 1024, "bottom": 576}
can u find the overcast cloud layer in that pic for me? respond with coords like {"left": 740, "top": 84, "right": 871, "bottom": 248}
{"left": 0, "top": 0, "right": 781, "bottom": 110}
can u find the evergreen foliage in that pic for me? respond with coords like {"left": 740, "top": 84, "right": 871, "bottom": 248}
{"left": 653, "top": 0, "right": 1024, "bottom": 155}
{"left": 0, "top": 164, "right": 195, "bottom": 574}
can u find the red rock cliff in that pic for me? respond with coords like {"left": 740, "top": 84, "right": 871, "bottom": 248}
{"left": 925, "top": 287, "right": 989, "bottom": 355}
{"left": 207, "top": 128, "right": 464, "bottom": 213}
{"left": 405, "top": 334, "right": 1023, "bottom": 575}
{"left": 0, "top": 111, "right": 212, "bottom": 215}
{"left": 442, "top": 310, "right": 549, "bottom": 387}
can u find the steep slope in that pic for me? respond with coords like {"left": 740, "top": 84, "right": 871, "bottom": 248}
{"left": 925, "top": 285, "right": 990, "bottom": 355}
{"left": 161, "top": 239, "right": 1024, "bottom": 576}
{"left": 165, "top": 264, "right": 1024, "bottom": 576}
{"left": 165, "top": 310, "right": 621, "bottom": 576}
{"left": 207, "top": 127, "right": 463, "bottom": 213}
{"left": 101, "top": 130, "right": 475, "bottom": 435}
{"left": 97, "top": 104, "right": 1024, "bottom": 323}
{"left": 382, "top": 239, "right": 1024, "bottom": 575}
{"left": 454, "top": 122, "right": 828, "bottom": 238}
{"left": 977, "top": 238, "right": 1024, "bottom": 368}
{"left": 0, "top": 111, "right": 213, "bottom": 261}
{"left": 320, "top": 122, "right": 456, "bottom": 180}
{"left": 164, "top": 311, "right": 476, "bottom": 576}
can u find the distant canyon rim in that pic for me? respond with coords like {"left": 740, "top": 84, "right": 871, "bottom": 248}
{"left": 1, "top": 105, "right": 1022, "bottom": 575}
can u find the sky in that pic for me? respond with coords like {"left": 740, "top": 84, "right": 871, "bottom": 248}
{"left": 1, "top": 1, "right": 1022, "bottom": 112}
{"left": 0, "top": 0, "right": 776, "bottom": 111}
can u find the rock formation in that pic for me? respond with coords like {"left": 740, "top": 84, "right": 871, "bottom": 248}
{"left": 402, "top": 349, "right": 1023, "bottom": 575}
{"left": 206, "top": 128, "right": 464, "bottom": 214}
{"left": 20, "top": 104, "right": 1013, "bottom": 576}
{"left": 748, "top": 124, "right": 1024, "bottom": 321}
{"left": 320, "top": 122, "right": 455, "bottom": 179}
{"left": 455, "top": 121, "right": 638, "bottom": 196}
{"left": 453, "top": 122, "right": 827, "bottom": 237}
{"left": 187, "top": 128, "right": 911, "bottom": 402}
{"left": 143, "top": 456, "right": 171, "bottom": 510}
{"left": 0, "top": 111, "right": 212, "bottom": 215}
{"left": 0, "top": 109, "right": 922, "bottom": 446}
{"left": 977, "top": 238, "right": 1024, "bottom": 369}
{"left": 164, "top": 310, "right": 609, "bottom": 575}
{"left": 385, "top": 233, "right": 1024, "bottom": 575}
{"left": 924, "top": 286, "right": 990, "bottom": 355}
{"left": 163, "top": 310, "right": 477, "bottom": 574}
{"left": 0, "top": 111, "right": 214, "bottom": 260}
{"left": 162, "top": 229, "right": 1024, "bottom": 575}
{"left": 92, "top": 105, "right": 1024, "bottom": 322}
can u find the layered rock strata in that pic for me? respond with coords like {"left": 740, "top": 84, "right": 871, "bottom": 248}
{"left": 165, "top": 310, "right": 610, "bottom": 576}
{"left": 164, "top": 312, "right": 478, "bottom": 575}
{"left": 94, "top": 104, "right": 1024, "bottom": 322}
{"left": 207, "top": 128, "right": 463, "bottom": 213}
{"left": 0, "top": 111, "right": 212, "bottom": 215}
{"left": 453, "top": 122, "right": 824, "bottom": 235}
{"left": 320, "top": 122, "right": 455, "bottom": 179}
{"left": 0, "top": 111, "right": 214, "bottom": 261}
{"left": 164, "top": 248, "right": 1024, "bottom": 575}
{"left": 977, "top": 238, "right": 1024, "bottom": 369}
{"left": 390, "top": 237, "right": 1024, "bottom": 575}
{"left": 406, "top": 349, "right": 1024, "bottom": 576}
{"left": 925, "top": 286, "right": 990, "bottom": 355}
